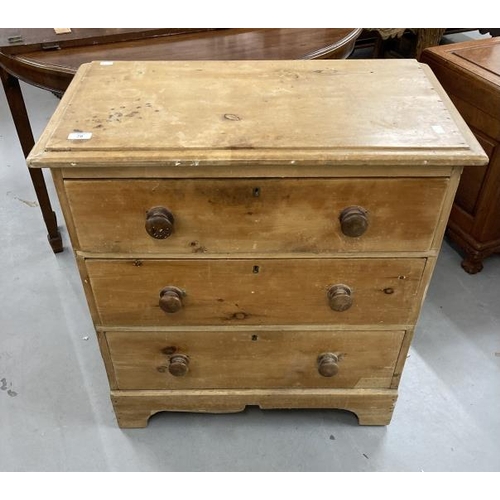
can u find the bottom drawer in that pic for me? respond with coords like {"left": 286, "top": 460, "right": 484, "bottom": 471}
{"left": 105, "top": 329, "right": 405, "bottom": 390}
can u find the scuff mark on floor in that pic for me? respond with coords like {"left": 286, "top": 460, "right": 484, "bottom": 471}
{"left": 15, "top": 197, "right": 39, "bottom": 207}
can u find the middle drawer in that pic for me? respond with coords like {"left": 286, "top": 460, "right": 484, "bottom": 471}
{"left": 86, "top": 258, "right": 426, "bottom": 327}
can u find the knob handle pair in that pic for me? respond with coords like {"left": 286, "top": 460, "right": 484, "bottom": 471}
{"left": 166, "top": 352, "right": 339, "bottom": 378}
{"left": 145, "top": 205, "right": 368, "bottom": 240}
{"left": 159, "top": 285, "right": 353, "bottom": 313}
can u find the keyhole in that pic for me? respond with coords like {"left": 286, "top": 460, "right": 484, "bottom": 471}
{"left": 253, "top": 265, "right": 260, "bottom": 274}
{"left": 253, "top": 187, "right": 260, "bottom": 197}
{"left": 251, "top": 335, "right": 258, "bottom": 341}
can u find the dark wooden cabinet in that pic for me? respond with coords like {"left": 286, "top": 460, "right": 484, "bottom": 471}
{"left": 421, "top": 38, "right": 500, "bottom": 273}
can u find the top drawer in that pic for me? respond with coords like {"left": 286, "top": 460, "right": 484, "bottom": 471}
{"left": 64, "top": 177, "right": 447, "bottom": 254}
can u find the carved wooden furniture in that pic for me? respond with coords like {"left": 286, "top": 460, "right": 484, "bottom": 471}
{"left": 364, "top": 28, "right": 446, "bottom": 58}
{"left": 421, "top": 37, "right": 500, "bottom": 273}
{"left": 27, "top": 60, "right": 486, "bottom": 427}
{"left": 1, "top": 28, "right": 361, "bottom": 253}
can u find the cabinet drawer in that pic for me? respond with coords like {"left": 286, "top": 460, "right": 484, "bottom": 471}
{"left": 87, "top": 258, "right": 426, "bottom": 327}
{"left": 65, "top": 178, "right": 447, "bottom": 254}
{"left": 106, "top": 329, "right": 405, "bottom": 390}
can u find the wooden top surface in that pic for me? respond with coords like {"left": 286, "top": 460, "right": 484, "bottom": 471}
{"left": 16, "top": 29, "right": 360, "bottom": 68}
{"left": 421, "top": 37, "right": 500, "bottom": 87}
{"left": 0, "top": 28, "right": 202, "bottom": 54}
{"left": 28, "top": 59, "right": 487, "bottom": 168}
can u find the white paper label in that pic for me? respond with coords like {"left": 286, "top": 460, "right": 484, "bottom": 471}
{"left": 432, "top": 125, "right": 445, "bottom": 134}
{"left": 100, "top": 61, "right": 114, "bottom": 66}
{"left": 67, "top": 132, "right": 92, "bottom": 140}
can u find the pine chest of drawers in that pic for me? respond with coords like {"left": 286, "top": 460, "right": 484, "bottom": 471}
{"left": 28, "top": 60, "right": 487, "bottom": 427}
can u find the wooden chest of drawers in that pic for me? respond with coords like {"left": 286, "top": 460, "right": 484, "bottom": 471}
{"left": 28, "top": 60, "right": 487, "bottom": 427}
{"left": 421, "top": 38, "right": 500, "bottom": 273}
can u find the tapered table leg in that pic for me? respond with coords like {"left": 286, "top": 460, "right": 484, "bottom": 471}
{"left": 1, "top": 66, "right": 63, "bottom": 253}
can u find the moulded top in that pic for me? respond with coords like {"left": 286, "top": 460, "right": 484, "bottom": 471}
{"left": 28, "top": 59, "right": 487, "bottom": 168}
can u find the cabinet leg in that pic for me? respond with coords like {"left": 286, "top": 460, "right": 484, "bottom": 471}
{"left": 111, "top": 395, "right": 152, "bottom": 428}
{"left": 115, "top": 411, "right": 151, "bottom": 429}
{"left": 0, "top": 67, "right": 63, "bottom": 254}
{"left": 353, "top": 407, "right": 395, "bottom": 425}
{"left": 461, "top": 254, "right": 484, "bottom": 274}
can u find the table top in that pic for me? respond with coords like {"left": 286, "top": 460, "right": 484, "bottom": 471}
{"left": 28, "top": 59, "right": 487, "bottom": 169}
{"left": 0, "top": 28, "right": 361, "bottom": 93}
{"left": 0, "top": 28, "right": 210, "bottom": 53}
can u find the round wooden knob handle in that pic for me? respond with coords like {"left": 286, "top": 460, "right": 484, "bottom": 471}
{"left": 328, "top": 284, "right": 353, "bottom": 312}
{"left": 340, "top": 206, "right": 368, "bottom": 237}
{"left": 169, "top": 354, "right": 189, "bottom": 377}
{"left": 317, "top": 353, "right": 339, "bottom": 377}
{"left": 159, "top": 286, "right": 184, "bottom": 313}
{"left": 145, "top": 206, "right": 174, "bottom": 239}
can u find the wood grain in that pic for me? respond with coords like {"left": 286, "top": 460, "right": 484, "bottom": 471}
{"left": 86, "top": 258, "right": 426, "bottom": 327}
{"left": 105, "top": 329, "right": 404, "bottom": 390}
{"left": 27, "top": 60, "right": 487, "bottom": 169}
{"left": 64, "top": 177, "right": 448, "bottom": 254}
{"left": 110, "top": 388, "right": 398, "bottom": 427}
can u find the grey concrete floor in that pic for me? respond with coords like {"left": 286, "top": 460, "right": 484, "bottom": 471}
{"left": 1, "top": 72, "right": 499, "bottom": 473}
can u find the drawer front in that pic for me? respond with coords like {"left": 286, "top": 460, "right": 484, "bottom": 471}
{"left": 87, "top": 258, "right": 426, "bottom": 327}
{"left": 65, "top": 178, "right": 447, "bottom": 253}
{"left": 106, "top": 329, "right": 405, "bottom": 390}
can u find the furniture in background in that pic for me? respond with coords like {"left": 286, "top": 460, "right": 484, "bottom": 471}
{"left": 1, "top": 29, "right": 209, "bottom": 253}
{"left": 28, "top": 60, "right": 486, "bottom": 427}
{"left": 421, "top": 37, "right": 500, "bottom": 273}
{"left": 360, "top": 28, "right": 446, "bottom": 58}
{"left": 358, "top": 29, "right": 496, "bottom": 59}
{"left": 0, "top": 28, "right": 361, "bottom": 253}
